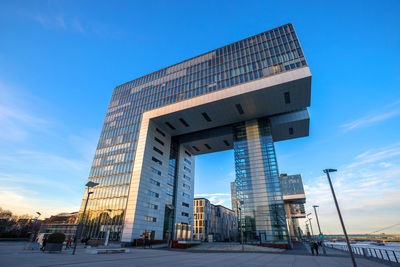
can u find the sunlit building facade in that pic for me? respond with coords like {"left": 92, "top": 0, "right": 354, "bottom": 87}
{"left": 193, "top": 198, "right": 237, "bottom": 242}
{"left": 78, "top": 23, "right": 311, "bottom": 246}
{"left": 280, "top": 173, "right": 306, "bottom": 241}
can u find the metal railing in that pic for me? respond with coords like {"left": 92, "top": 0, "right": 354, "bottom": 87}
{"left": 326, "top": 243, "right": 400, "bottom": 264}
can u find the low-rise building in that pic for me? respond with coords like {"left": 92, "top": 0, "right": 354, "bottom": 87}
{"left": 38, "top": 212, "right": 78, "bottom": 241}
{"left": 193, "top": 198, "right": 238, "bottom": 242}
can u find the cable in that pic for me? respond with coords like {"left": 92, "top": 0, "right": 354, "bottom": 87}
{"left": 370, "top": 222, "right": 400, "bottom": 234}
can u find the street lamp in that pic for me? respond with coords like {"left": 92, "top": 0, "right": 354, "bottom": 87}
{"left": 72, "top": 181, "right": 99, "bottom": 255}
{"left": 312, "top": 205, "right": 327, "bottom": 256}
{"left": 306, "top": 213, "right": 315, "bottom": 240}
{"left": 236, "top": 200, "right": 244, "bottom": 252}
{"left": 324, "top": 169, "right": 357, "bottom": 267}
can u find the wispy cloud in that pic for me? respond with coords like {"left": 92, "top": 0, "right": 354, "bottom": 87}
{"left": 33, "top": 14, "right": 86, "bottom": 34}
{"left": 341, "top": 99, "right": 400, "bottom": 131}
{"left": 0, "top": 81, "right": 50, "bottom": 141}
{"left": 0, "top": 78, "right": 98, "bottom": 218}
{"left": 304, "top": 142, "right": 400, "bottom": 234}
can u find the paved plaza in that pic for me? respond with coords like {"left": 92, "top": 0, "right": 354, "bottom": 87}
{"left": 0, "top": 242, "right": 390, "bottom": 267}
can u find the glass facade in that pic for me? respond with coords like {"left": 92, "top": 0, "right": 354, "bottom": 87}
{"left": 79, "top": 23, "right": 307, "bottom": 241}
{"left": 280, "top": 174, "right": 305, "bottom": 196}
{"left": 233, "top": 118, "right": 288, "bottom": 244}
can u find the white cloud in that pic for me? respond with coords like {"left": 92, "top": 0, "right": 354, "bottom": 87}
{"left": 341, "top": 99, "right": 400, "bottom": 131}
{"left": 0, "top": 184, "right": 79, "bottom": 218}
{"left": 304, "top": 142, "right": 400, "bottom": 234}
{"left": 194, "top": 193, "right": 232, "bottom": 209}
{"left": 0, "top": 80, "right": 51, "bottom": 141}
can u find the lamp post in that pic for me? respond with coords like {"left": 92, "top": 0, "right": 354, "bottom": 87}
{"left": 236, "top": 200, "right": 244, "bottom": 252}
{"left": 25, "top": 212, "right": 41, "bottom": 250}
{"left": 33, "top": 212, "right": 41, "bottom": 241}
{"left": 305, "top": 222, "right": 310, "bottom": 238}
{"left": 72, "top": 181, "right": 99, "bottom": 255}
{"left": 306, "top": 213, "right": 315, "bottom": 240}
{"left": 324, "top": 169, "right": 357, "bottom": 267}
{"left": 312, "top": 205, "right": 327, "bottom": 256}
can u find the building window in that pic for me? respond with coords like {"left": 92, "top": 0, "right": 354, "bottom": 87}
{"left": 148, "top": 190, "right": 159, "bottom": 198}
{"left": 145, "top": 216, "right": 157, "bottom": 222}
{"left": 154, "top": 137, "right": 164, "bottom": 146}
{"left": 156, "top": 128, "right": 165, "bottom": 137}
{"left": 184, "top": 166, "right": 191, "bottom": 173}
{"left": 150, "top": 178, "right": 160, "bottom": 186}
{"left": 183, "top": 174, "right": 191, "bottom": 181}
{"left": 184, "top": 158, "right": 191, "bottom": 165}
{"left": 185, "top": 150, "right": 191, "bottom": 157}
{"left": 183, "top": 183, "right": 190, "bottom": 190}
{"left": 153, "top": 146, "right": 163, "bottom": 155}
{"left": 146, "top": 203, "right": 158, "bottom": 210}
{"left": 182, "top": 202, "right": 189, "bottom": 208}
{"left": 151, "top": 167, "right": 161, "bottom": 176}
{"left": 183, "top": 192, "right": 190, "bottom": 198}
{"left": 181, "top": 212, "right": 189, "bottom": 217}
{"left": 152, "top": 157, "right": 162, "bottom": 165}
{"left": 289, "top": 127, "right": 294, "bottom": 135}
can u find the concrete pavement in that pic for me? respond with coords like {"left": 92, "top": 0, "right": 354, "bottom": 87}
{"left": 0, "top": 242, "right": 388, "bottom": 267}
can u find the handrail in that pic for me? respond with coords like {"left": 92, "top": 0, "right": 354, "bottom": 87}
{"left": 326, "top": 243, "right": 400, "bottom": 263}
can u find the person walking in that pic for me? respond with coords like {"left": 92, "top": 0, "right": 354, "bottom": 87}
{"left": 309, "top": 241, "right": 314, "bottom": 255}
{"left": 314, "top": 241, "right": 319, "bottom": 256}
{"left": 41, "top": 236, "right": 47, "bottom": 252}
{"left": 65, "top": 237, "right": 71, "bottom": 249}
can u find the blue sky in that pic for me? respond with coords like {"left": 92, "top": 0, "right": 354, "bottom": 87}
{"left": 0, "top": 0, "right": 399, "bottom": 234}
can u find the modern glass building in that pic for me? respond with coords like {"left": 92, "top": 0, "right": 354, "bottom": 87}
{"left": 279, "top": 173, "right": 306, "bottom": 241}
{"left": 78, "top": 23, "right": 311, "bottom": 246}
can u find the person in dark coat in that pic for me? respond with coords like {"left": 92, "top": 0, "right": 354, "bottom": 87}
{"left": 41, "top": 237, "right": 47, "bottom": 251}
{"left": 309, "top": 241, "right": 315, "bottom": 255}
{"left": 313, "top": 241, "right": 319, "bottom": 255}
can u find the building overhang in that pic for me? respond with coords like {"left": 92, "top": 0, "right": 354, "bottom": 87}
{"left": 283, "top": 194, "right": 306, "bottom": 203}
{"left": 143, "top": 67, "right": 312, "bottom": 155}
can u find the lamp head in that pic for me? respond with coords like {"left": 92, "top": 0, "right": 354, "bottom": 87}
{"left": 312, "top": 205, "right": 319, "bottom": 208}
{"left": 36, "top": 212, "right": 41, "bottom": 216}
{"left": 86, "top": 181, "right": 99, "bottom": 188}
{"left": 323, "top": 169, "right": 337, "bottom": 173}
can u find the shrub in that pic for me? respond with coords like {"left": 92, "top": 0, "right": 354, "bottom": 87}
{"left": 47, "top": 232, "right": 65, "bottom": 244}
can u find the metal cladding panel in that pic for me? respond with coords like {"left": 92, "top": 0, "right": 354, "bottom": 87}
{"left": 270, "top": 109, "right": 310, "bottom": 142}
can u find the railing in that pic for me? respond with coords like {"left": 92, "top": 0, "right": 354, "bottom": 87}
{"left": 326, "top": 243, "right": 400, "bottom": 264}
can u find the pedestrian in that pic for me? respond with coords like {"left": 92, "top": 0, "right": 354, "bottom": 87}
{"left": 144, "top": 236, "right": 148, "bottom": 249}
{"left": 314, "top": 241, "right": 319, "bottom": 255}
{"left": 41, "top": 236, "right": 47, "bottom": 252}
{"left": 309, "top": 241, "right": 316, "bottom": 255}
{"left": 65, "top": 237, "right": 71, "bottom": 249}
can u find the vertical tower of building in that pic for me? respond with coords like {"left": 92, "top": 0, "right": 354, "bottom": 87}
{"left": 234, "top": 119, "right": 288, "bottom": 244}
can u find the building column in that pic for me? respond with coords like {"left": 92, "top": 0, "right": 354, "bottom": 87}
{"left": 233, "top": 118, "right": 289, "bottom": 245}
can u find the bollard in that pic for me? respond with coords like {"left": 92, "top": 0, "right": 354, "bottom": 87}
{"left": 362, "top": 248, "right": 367, "bottom": 258}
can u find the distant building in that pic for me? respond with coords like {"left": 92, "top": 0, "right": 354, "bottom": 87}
{"left": 39, "top": 212, "right": 78, "bottom": 240}
{"left": 279, "top": 174, "right": 306, "bottom": 241}
{"left": 230, "top": 182, "right": 238, "bottom": 214}
{"left": 193, "top": 198, "right": 238, "bottom": 242}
